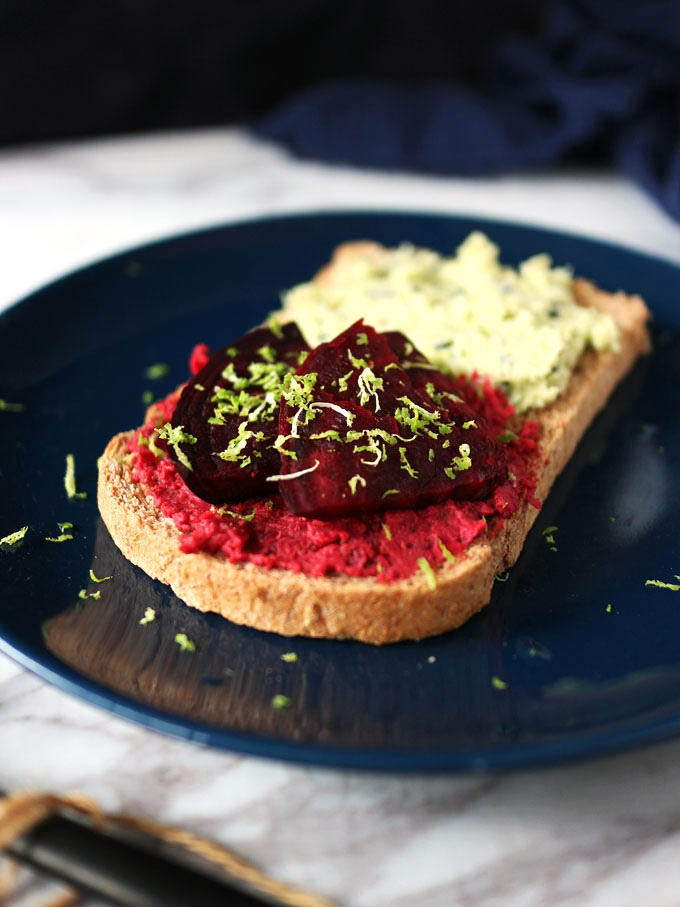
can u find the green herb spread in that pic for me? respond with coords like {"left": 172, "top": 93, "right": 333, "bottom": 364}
{"left": 282, "top": 232, "right": 619, "bottom": 412}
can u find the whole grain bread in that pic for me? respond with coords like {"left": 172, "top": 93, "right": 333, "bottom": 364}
{"left": 97, "top": 252, "right": 650, "bottom": 644}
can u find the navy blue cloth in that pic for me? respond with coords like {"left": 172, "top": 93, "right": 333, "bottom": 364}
{"left": 256, "top": 1, "right": 680, "bottom": 223}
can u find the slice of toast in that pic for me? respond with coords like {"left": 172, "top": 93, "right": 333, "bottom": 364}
{"left": 98, "top": 260, "right": 650, "bottom": 644}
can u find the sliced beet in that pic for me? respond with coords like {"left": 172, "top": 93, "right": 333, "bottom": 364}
{"left": 385, "top": 330, "right": 510, "bottom": 499}
{"left": 276, "top": 321, "right": 508, "bottom": 518}
{"left": 377, "top": 327, "right": 495, "bottom": 434}
{"left": 167, "top": 322, "right": 309, "bottom": 503}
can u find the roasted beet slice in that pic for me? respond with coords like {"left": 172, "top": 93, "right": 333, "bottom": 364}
{"left": 386, "top": 330, "right": 498, "bottom": 422}
{"left": 385, "top": 330, "right": 511, "bottom": 498}
{"left": 275, "top": 321, "right": 508, "bottom": 518}
{"left": 166, "top": 322, "right": 309, "bottom": 503}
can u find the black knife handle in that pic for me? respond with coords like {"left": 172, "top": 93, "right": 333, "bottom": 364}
{"left": 8, "top": 813, "right": 274, "bottom": 907}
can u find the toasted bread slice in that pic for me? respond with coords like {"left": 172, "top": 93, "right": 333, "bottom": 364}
{"left": 98, "top": 265, "right": 650, "bottom": 644}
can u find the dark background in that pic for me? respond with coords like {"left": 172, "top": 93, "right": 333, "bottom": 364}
{"left": 1, "top": 0, "right": 544, "bottom": 147}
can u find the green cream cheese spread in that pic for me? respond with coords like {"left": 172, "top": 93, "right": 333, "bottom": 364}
{"left": 281, "top": 232, "right": 620, "bottom": 412}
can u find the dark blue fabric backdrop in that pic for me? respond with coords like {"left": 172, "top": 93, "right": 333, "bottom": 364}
{"left": 257, "top": 1, "right": 680, "bottom": 223}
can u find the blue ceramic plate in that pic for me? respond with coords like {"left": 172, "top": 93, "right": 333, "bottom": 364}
{"left": 2, "top": 211, "right": 680, "bottom": 772}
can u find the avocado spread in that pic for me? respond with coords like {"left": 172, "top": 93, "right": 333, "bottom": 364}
{"left": 281, "top": 232, "right": 620, "bottom": 412}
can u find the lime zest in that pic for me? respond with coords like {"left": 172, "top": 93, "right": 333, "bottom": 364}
{"left": 346, "top": 427, "right": 400, "bottom": 446}
{"left": 497, "top": 430, "right": 519, "bottom": 443}
{"left": 137, "top": 431, "right": 164, "bottom": 457}
{"left": 309, "top": 430, "right": 343, "bottom": 442}
{"left": 309, "top": 400, "right": 355, "bottom": 426}
{"left": 78, "top": 589, "right": 101, "bottom": 600}
{"left": 89, "top": 569, "right": 112, "bottom": 583}
{"left": 645, "top": 578, "right": 680, "bottom": 591}
{"left": 216, "top": 421, "right": 265, "bottom": 467}
{"left": 273, "top": 434, "right": 298, "bottom": 460}
{"left": 266, "top": 459, "right": 320, "bottom": 483}
{"left": 144, "top": 362, "right": 170, "bottom": 380}
{"left": 271, "top": 694, "right": 291, "bottom": 710}
{"left": 267, "top": 316, "right": 284, "bottom": 339}
{"left": 282, "top": 371, "right": 318, "bottom": 409}
{"left": 257, "top": 344, "right": 277, "bottom": 363}
{"left": 212, "top": 381, "right": 282, "bottom": 427}
{"left": 542, "top": 525, "right": 558, "bottom": 549}
{"left": 1, "top": 526, "right": 28, "bottom": 546}
{"left": 337, "top": 370, "right": 354, "bottom": 394}
{"left": 45, "top": 521, "right": 74, "bottom": 542}
{"left": 356, "top": 332, "right": 369, "bottom": 346}
{"left": 351, "top": 436, "right": 383, "bottom": 468}
{"left": 174, "top": 632, "right": 196, "bottom": 652}
{"left": 220, "top": 362, "right": 247, "bottom": 389}
{"left": 280, "top": 652, "right": 298, "bottom": 663}
{"left": 64, "top": 454, "right": 87, "bottom": 499}
{"left": 394, "top": 395, "right": 440, "bottom": 435}
{"left": 399, "top": 447, "right": 418, "bottom": 479}
{"left": 218, "top": 508, "right": 256, "bottom": 522}
{"left": 462, "top": 420, "right": 477, "bottom": 430}
{"left": 438, "top": 540, "right": 456, "bottom": 563}
{"left": 491, "top": 676, "right": 508, "bottom": 691}
{"left": 0, "top": 399, "right": 24, "bottom": 412}
{"left": 348, "top": 350, "right": 368, "bottom": 369}
{"left": 452, "top": 443, "right": 472, "bottom": 472}
{"left": 445, "top": 444, "right": 473, "bottom": 479}
{"left": 382, "top": 488, "right": 400, "bottom": 499}
{"left": 382, "top": 522, "right": 392, "bottom": 541}
{"left": 348, "top": 474, "right": 366, "bottom": 495}
{"left": 158, "top": 423, "right": 198, "bottom": 471}
{"left": 147, "top": 433, "right": 164, "bottom": 458}
{"left": 417, "top": 557, "right": 436, "bottom": 590}
{"left": 139, "top": 607, "right": 156, "bottom": 626}
{"left": 357, "top": 366, "right": 384, "bottom": 411}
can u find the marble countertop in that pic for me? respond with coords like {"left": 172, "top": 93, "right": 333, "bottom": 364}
{"left": 2, "top": 129, "right": 680, "bottom": 907}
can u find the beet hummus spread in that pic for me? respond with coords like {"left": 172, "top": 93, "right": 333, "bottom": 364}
{"left": 128, "top": 324, "right": 540, "bottom": 585}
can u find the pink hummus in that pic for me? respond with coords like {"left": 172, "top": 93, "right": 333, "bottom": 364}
{"left": 128, "top": 360, "right": 540, "bottom": 584}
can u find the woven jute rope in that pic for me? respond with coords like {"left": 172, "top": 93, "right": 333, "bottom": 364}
{"left": 0, "top": 858, "right": 20, "bottom": 900}
{"left": 1, "top": 851, "right": 80, "bottom": 907}
{"left": 0, "top": 791, "right": 334, "bottom": 907}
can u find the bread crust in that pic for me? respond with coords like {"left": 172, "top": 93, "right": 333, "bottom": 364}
{"left": 97, "top": 255, "right": 650, "bottom": 643}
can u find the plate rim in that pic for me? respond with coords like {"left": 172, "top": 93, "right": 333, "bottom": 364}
{"left": 2, "top": 206, "right": 679, "bottom": 322}
{"left": 3, "top": 630, "right": 680, "bottom": 773}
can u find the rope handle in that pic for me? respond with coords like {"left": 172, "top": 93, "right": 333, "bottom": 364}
{"left": 0, "top": 791, "right": 334, "bottom": 907}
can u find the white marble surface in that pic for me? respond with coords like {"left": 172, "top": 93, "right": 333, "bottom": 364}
{"left": 2, "top": 129, "right": 680, "bottom": 907}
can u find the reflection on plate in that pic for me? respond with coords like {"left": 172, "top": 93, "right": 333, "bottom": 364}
{"left": 2, "top": 211, "right": 680, "bottom": 771}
